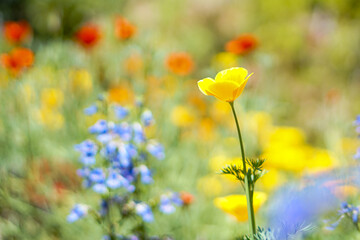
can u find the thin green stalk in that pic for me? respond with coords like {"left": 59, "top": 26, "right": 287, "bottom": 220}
{"left": 229, "top": 102, "right": 256, "bottom": 238}
{"left": 106, "top": 198, "right": 116, "bottom": 240}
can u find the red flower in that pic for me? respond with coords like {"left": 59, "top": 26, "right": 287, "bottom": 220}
{"left": 115, "top": 17, "right": 136, "bottom": 40}
{"left": 4, "top": 21, "right": 31, "bottom": 44}
{"left": 165, "top": 52, "right": 194, "bottom": 76}
{"left": 1, "top": 47, "right": 34, "bottom": 76}
{"left": 75, "top": 23, "right": 101, "bottom": 48}
{"left": 180, "top": 191, "right": 194, "bottom": 206}
{"left": 225, "top": 34, "right": 258, "bottom": 55}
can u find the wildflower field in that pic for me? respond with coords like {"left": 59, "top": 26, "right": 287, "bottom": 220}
{"left": 1, "top": 0, "right": 360, "bottom": 239}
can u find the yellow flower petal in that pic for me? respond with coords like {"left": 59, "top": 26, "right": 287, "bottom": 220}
{"left": 206, "top": 81, "right": 240, "bottom": 102}
{"left": 197, "top": 77, "right": 215, "bottom": 95}
{"left": 215, "top": 67, "right": 248, "bottom": 84}
{"left": 214, "top": 192, "right": 267, "bottom": 222}
{"left": 233, "top": 78, "right": 249, "bottom": 100}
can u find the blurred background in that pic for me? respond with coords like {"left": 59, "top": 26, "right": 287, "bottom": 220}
{"left": 0, "top": 0, "right": 360, "bottom": 239}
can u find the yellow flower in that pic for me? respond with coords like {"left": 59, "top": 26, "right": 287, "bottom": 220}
{"left": 197, "top": 67, "right": 252, "bottom": 102}
{"left": 171, "top": 106, "right": 195, "bottom": 127}
{"left": 259, "top": 168, "right": 284, "bottom": 191}
{"left": 37, "top": 107, "right": 64, "bottom": 130}
{"left": 69, "top": 69, "right": 93, "bottom": 95}
{"left": 108, "top": 85, "right": 134, "bottom": 105}
{"left": 267, "top": 127, "right": 306, "bottom": 147}
{"left": 41, "top": 88, "right": 64, "bottom": 109}
{"left": 305, "top": 149, "right": 337, "bottom": 173}
{"left": 214, "top": 192, "right": 267, "bottom": 222}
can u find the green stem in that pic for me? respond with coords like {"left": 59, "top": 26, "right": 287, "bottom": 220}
{"left": 229, "top": 102, "right": 256, "bottom": 238}
{"left": 106, "top": 198, "right": 116, "bottom": 240}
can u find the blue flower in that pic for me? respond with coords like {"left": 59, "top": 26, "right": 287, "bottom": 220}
{"left": 77, "top": 167, "right": 90, "bottom": 177}
{"left": 354, "top": 115, "right": 360, "bottom": 126}
{"left": 146, "top": 141, "right": 165, "bottom": 160}
{"left": 141, "top": 110, "right": 154, "bottom": 126}
{"left": 93, "top": 183, "right": 108, "bottom": 194}
{"left": 137, "top": 165, "right": 153, "bottom": 184}
{"left": 327, "top": 202, "right": 360, "bottom": 231}
{"left": 89, "top": 168, "right": 108, "bottom": 194}
{"left": 99, "top": 199, "right": 108, "bottom": 216}
{"left": 67, "top": 204, "right": 89, "bottom": 222}
{"left": 89, "top": 120, "right": 108, "bottom": 135}
{"left": 133, "top": 123, "right": 146, "bottom": 144}
{"left": 159, "top": 192, "right": 183, "bottom": 214}
{"left": 106, "top": 171, "right": 129, "bottom": 189}
{"left": 159, "top": 195, "right": 176, "bottom": 214}
{"left": 84, "top": 105, "right": 98, "bottom": 115}
{"left": 114, "top": 123, "right": 132, "bottom": 142}
{"left": 118, "top": 144, "right": 132, "bottom": 168}
{"left": 75, "top": 140, "right": 98, "bottom": 166}
{"left": 267, "top": 182, "right": 337, "bottom": 239}
{"left": 126, "top": 144, "right": 138, "bottom": 158}
{"left": 135, "top": 203, "right": 154, "bottom": 222}
{"left": 101, "top": 141, "right": 118, "bottom": 160}
{"left": 171, "top": 192, "right": 183, "bottom": 206}
{"left": 89, "top": 168, "right": 106, "bottom": 182}
{"left": 113, "top": 105, "right": 129, "bottom": 120}
{"left": 354, "top": 148, "right": 360, "bottom": 160}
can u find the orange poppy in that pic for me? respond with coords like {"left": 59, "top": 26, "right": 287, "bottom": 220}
{"left": 3, "top": 21, "right": 31, "bottom": 44}
{"left": 225, "top": 34, "right": 258, "bottom": 55}
{"left": 1, "top": 47, "right": 34, "bottom": 76}
{"left": 180, "top": 191, "right": 195, "bottom": 206}
{"left": 108, "top": 85, "right": 135, "bottom": 105}
{"left": 75, "top": 23, "right": 101, "bottom": 48}
{"left": 165, "top": 52, "right": 194, "bottom": 76}
{"left": 115, "top": 17, "right": 136, "bottom": 40}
